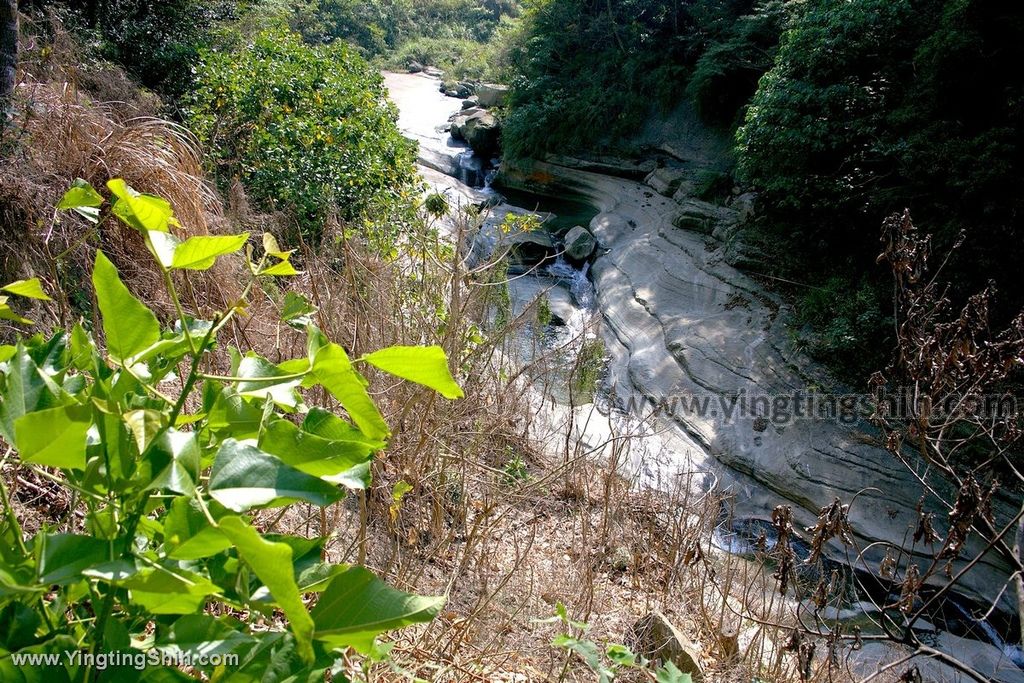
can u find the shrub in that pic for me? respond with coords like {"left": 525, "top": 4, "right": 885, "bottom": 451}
{"left": 187, "top": 28, "right": 417, "bottom": 239}
{"left": 0, "top": 179, "right": 461, "bottom": 680}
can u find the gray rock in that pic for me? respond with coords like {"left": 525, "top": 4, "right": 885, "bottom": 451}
{"left": 507, "top": 158, "right": 1019, "bottom": 620}
{"left": 729, "top": 192, "right": 757, "bottom": 224}
{"left": 644, "top": 167, "right": 689, "bottom": 197}
{"left": 672, "top": 199, "right": 739, "bottom": 236}
{"left": 461, "top": 96, "right": 480, "bottom": 110}
{"left": 631, "top": 612, "right": 703, "bottom": 680}
{"left": 406, "top": 60, "right": 424, "bottom": 73}
{"left": 456, "top": 111, "right": 501, "bottom": 158}
{"left": 476, "top": 83, "right": 510, "bottom": 107}
{"left": 564, "top": 225, "right": 597, "bottom": 262}
{"left": 503, "top": 229, "right": 555, "bottom": 267}
{"left": 422, "top": 66, "right": 444, "bottom": 78}
{"left": 544, "top": 154, "right": 657, "bottom": 180}
{"left": 457, "top": 81, "right": 477, "bottom": 97}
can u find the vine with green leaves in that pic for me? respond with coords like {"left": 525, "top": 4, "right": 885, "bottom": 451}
{"left": 0, "top": 179, "right": 463, "bottom": 681}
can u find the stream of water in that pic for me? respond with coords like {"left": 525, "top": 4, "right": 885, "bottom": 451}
{"left": 383, "top": 70, "right": 1024, "bottom": 678}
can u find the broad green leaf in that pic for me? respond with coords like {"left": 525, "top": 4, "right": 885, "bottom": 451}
{"left": 235, "top": 353, "right": 302, "bottom": 409}
{"left": 655, "top": 661, "right": 693, "bottom": 683}
{"left": 122, "top": 565, "right": 221, "bottom": 614}
{"left": 57, "top": 180, "right": 103, "bottom": 210}
{"left": 14, "top": 403, "right": 91, "bottom": 469}
{"left": 260, "top": 260, "right": 300, "bottom": 277}
{"left": 36, "top": 533, "right": 109, "bottom": 585}
{"left": 0, "top": 346, "right": 61, "bottom": 443}
{"left": 259, "top": 418, "right": 374, "bottom": 487}
{"left": 303, "top": 408, "right": 383, "bottom": 448}
{"left": 0, "top": 634, "right": 79, "bottom": 683}
{"left": 208, "top": 439, "right": 342, "bottom": 512}
{"left": 0, "top": 602, "right": 41, "bottom": 651}
{"left": 311, "top": 566, "right": 444, "bottom": 653}
{"left": 218, "top": 516, "right": 315, "bottom": 664}
{"left": 156, "top": 614, "right": 255, "bottom": 659}
{"left": 107, "top": 179, "right": 178, "bottom": 233}
{"left": 124, "top": 408, "right": 164, "bottom": 454}
{"left": 262, "top": 233, "right": 293, "bottom": 260}
{"left": 2, "top": 279, "right": 52, "bottom": 301}
{"left": 171, "top": 234, "right": 250, "bottom": 271}
{"left": 361, "top": 345, "right": 464, "bottom": 399}
{"left": 0, "top": 301, "right": 32, "bottom": 325}
{"left": 57, "top": 179, "right": 103, "bottom": 224}
{"left": 92, "top": 251, "right": 161, "bottom": 362}
{"left": 0, "top": 345, "right": 15, "bottom": 362}
{"left": 204, "top": 385, "right": 263, "bottom": 439}
{"left": 147, "top": 230, "right": 180, "bottom": 269}
{"left": 145, "top": 429, "right": 201, "bottom": 495}
{"left": 312, "top": 343, "right": 389, "bottom": 441}
{"left": 281, "top": 291, "right": 316, "bottom": 325}
{"left": 164, "top": 497, "right": 232, "bottom": 560}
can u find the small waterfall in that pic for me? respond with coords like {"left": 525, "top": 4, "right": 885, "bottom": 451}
{"left": 456, "top": 150, "right": 485, "bottom": 187}
{"left": 546, "top": 256, "right": 595, "bottom": 310}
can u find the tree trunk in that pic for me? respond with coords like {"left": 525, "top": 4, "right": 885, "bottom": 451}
{"left": 0, "top": 0, "right": 16, "bottom": 125}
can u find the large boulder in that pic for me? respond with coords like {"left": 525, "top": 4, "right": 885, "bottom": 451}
{"left": 453, "top": 111, "right": 501, "bottom": 158}
{"left": 461, "top": 95, "right": 480, "bottom": 110}
{"left": 672, "top": 199, "right": 739, "bottom": 236}
{"left": 644, "top": 167, "right": 689, "bottom": 197}
{"left": 630, "top": 612, "right": 703, "bottom": 680}
{"left": 406, "top": 60, "right": 424, "bottom": 73}
{"left": 476, "top": 83, "right": 510, "bottom": 107}
{"left": 563, "top": 225, "right": 596, "bottom": 262}
{"left": 502, "top": 229, "right": 555, "bottom": 268}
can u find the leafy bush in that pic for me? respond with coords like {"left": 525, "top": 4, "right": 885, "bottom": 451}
{"left": 502, "top": 0, "right": 784, "bottom": 157}
{"left": 736, "top": 0, "right": 1024, "bottom": 367}
{"left": 187, "top": 28, "right": 417, "bottom": 238}
{"left": 0, "top": 179, "right": 463, "bottom": 679}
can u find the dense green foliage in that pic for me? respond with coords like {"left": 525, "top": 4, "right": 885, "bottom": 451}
{"left": 502, "top": 0, "right": 785, "bottom": 157}
{"left": 187, "top": 28, "right": 417, "bottom": 237}
{"left": 67, "top": 0, "right": 236, "bottom": 96}
{"left": 737, "top": 0, "right": 1024, "bottom": 376}
{"left": 0, "top": 180, "right": 458, "bottom": 680}
{"left": 285, "top": 0, "right": 520, "bottom": 78}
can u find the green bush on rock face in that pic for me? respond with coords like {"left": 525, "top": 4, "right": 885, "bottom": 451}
{"left": 187, "top": 28, "right": 417, "bottom": 238}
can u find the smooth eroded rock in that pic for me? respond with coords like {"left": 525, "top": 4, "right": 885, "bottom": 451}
{"left": 564, "top": 225, "right": 597, "bottom": 262}
{"left": 476, "top": 82, "right": 509, "bottom": 107}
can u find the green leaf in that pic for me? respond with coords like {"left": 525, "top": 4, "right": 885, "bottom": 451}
{"left": 156, "top": 614, "right": 255, "bottom": 659}
{"left": 361, "top": 345, "right": 464, "bottom": 399}
{"left": 171, "top": 234, "right": 250, "bottom": 271}
{"left": 259, "top": 418, "right": 374, "bottom": 488}
{"left": 0, "top": 301, "right": 33, "bottom": 325}
{"left": 282, "top": 291, "right": 316, "bottom": 324}
{"left": 260, "top": 260, "right": 300, "bottom": 277}
{"left": 123, "top": 408, "right": 164, "bottom": 454}
{"left": 208, "top": 439, "right": 342, "bottom": 512}
{"left": 655, "top": 661, "right": 693, "bottom": 683}
{"left": 218, "top": 516, "right": 315, "bottom": 664}
{"left": 235, "top": 353, "right": 302, "bottom": 409}
{"left": 312, "top": 343, "right": 389, "bottom": 441}
{"left": 0, "top": 345, "right": 61, "bottom": 443}
{"left": 145, "top": 429, "right": 201, "bottom": 495}
{"left": 303, "top": 408, "right": 382, "bottom": 448}
{"left": 57, "top": 179, "right": 104, "bottom": 224}
{"left": 164, "top": 497, "right": 232, "bottom": 560}
{"left": 107, "top": 179, "right": 177, "bottom": 233}
{"left": 92, "top": 251, "right": 161, "bottom": 362}
{"left": 14, "top": 403, "right": 92, "bottom": 469}
{"left": 122, "top": 565, "right": 221, "bottom": 614}
{"left": 311, "top": 566, "right": 444, "bottom": 653}
{"left": 2, "top": 279, "right": 52, "bottom": 301}
{"left": 36, "top": 533, "right": 108, "bottom": 585}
